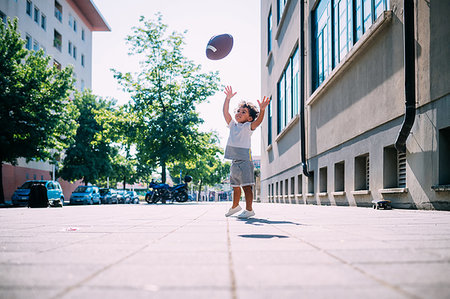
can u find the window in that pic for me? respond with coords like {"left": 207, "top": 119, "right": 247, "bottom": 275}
{"left": 268, "top": 97, "right": 272, "bottom": 145}
{"left": 73, "top": 19, "right": 77, "bottom": 32}
{"left": 33, "top": 40, "right": 39, "bottom": 51}
{"left": 55, "top": 1, "right": 62, "bottom": 22}
{"left": 68, "top": 14, "right": 73, "bottom": 27}
{"left": 68, "top": 41, "right": 72, "bottom": 55}
{"left": 81, "top": 54, "right": 85, "bottom": 67}
{"left": 320, "top": 167, "right": 327, "bottom": 193}
{"left": 41, "top": 14, "right": 46, "bottom": 30}
{"left": 53, "top": 60, "right": 61, "bottom": 70}
{"left": 81, "top": 79, "right": 85, "bottom": 91}
{"left": 267, "top": 9, "right": 272, "bottom": 54}
{"left": 290, "top": 177, "right": 295, "bottom": 195}
{"left": 1, "top": 10, "right": 7, "bottom": 25}
{"left": 25, "top": 34, "right": 32, "bottom": 50}
{"left": 26, "top": 1, "right": 32, "bottom": 16}
{"left": 81, "top": 29, "right": 85, "bottom": 41}
{"left": 297, "top": 174, "right": 302, "bottom": 194}
{"left": 308, "top": 171, "right": 315, "bottom": 194}
{"left": 285, "top": 178, "right": 289, "bottom": 196}
{"left": 439, "top": 127, "right": 450, "bottom": 185}
{"left": 34, "top": 6, "right": 39, "bottom": 24}
{"left": 277, "top": 47, "right": 299, "bottom": 133}
{"left": 313, "top": 0, "right": 390, "bottom": 90}
{"left": 73, "top": 45, "right": 77, "bottom": 59}
{"left": 355, "top": 154, "right": 369, "bottom": 190}
{"left": 334, "top": 161, "right": 345, "bottom": 192}
{"left": 383, "top": 146, "right": 406, "bottom": 188}
{"left": 277, "top": 0, "right": 287, "bottom": 23}
{"left": 53, "top": 30, "right": 62, "bottom": 51}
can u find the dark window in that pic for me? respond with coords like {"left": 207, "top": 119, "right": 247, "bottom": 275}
{"left": 439, "top": 127, "right": 450, "bottom": 185}
{"left": 41, "top": 14, "right": 46, "bottom": 30}
{"left": 25, "top": 34, "right": 32, "bottom": 50}
{"left": 268, "top": 96, "right": 272, "bottom": 145}
{"left": 277, "top": 0, "right": 287, "bottom": 23}
{"left": 383, "top": 146, "right": 406, "bottom": 188}
{"left": 54, "top": 1, "right": 62, "bottom": 22}
{"left": 355, "top": 154, "right": 369, "bottom": 190}
{"left": 277, "top": 47, "right": 299, "bottom": 134}
{"left": 26, "top": 1, "right": 32, "bottom": 16}
{"left": 308, "top": 171, "right": 315, "bottom": 194}
{"left": 320, "top": 167, "right": 327, "bottom": 193}
{"left": 53, "top": 30, "right": 62, "bottom": 51}
{"left": 34, "top": 6, "right": 39, "bottom": 24}
{"left": 267, "top": 9, "right": 272, "bottom": 54}
{"left": 334, "top": 161, "right": 345, "bottom": 192}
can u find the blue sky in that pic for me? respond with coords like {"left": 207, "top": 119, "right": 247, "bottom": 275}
{"left": 91, "top": 0, "right": 262, "bottom": 155}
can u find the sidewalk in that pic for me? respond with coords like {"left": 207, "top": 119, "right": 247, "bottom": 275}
{"left": 1, "top": 202, "right": 449, "bottom": 299}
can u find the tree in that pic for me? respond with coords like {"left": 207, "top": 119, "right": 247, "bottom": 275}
{"left": 169, "top": 133, "right": 229, "bottom": 200}
{"left": 59, "top": 90, "right": 117, "bottom": 185}
{"left": 113, "top": 14, "right": 220, "bottom": 183}
{"left": 0, "top": 18, "right": 76, "bottom": 203}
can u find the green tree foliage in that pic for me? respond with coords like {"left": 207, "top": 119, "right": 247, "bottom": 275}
{"left": 59, "top": 90, "right": 118, "bottom": 185}
{"left": 113, "top": 14, "right": 220, "bottom": 183}
{"left": 169, "top": 134, "right": 229, "bottom": 200}
{"left": 0, "top": 18, "right": 76, "bottom": 203}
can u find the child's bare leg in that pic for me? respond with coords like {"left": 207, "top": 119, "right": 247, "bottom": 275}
{"left": 232, "top": 187, "right": 241, "bottom": 208}
{"left": 242, "top": 185, "right": 253, "bottom": 211}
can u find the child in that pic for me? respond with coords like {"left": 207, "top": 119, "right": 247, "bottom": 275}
{"left": 223, "top": 86, "right": 270, "bottom": 218}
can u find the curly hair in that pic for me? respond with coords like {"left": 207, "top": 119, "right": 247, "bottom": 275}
{"left": 235, "top": 101, "right": 259, "bottom": 121}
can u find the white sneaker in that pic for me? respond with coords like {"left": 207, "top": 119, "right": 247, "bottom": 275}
{"left": 237, "top": 210, "right": 255, "bottom": 219}
{"left": 225, "top": 205, "right": 242, "bottom": 217}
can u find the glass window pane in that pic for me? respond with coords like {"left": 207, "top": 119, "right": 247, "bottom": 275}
{"left": 363, "top": 0, "right": 372, "bottom": 32}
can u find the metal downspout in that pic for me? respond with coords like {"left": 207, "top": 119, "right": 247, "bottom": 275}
{"left": 395, "top": 0, "right": 416, "bottom": 153}
{"left": 300, "top": 0, "right": 311, "bottom": 177}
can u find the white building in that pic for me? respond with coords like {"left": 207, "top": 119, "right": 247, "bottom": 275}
{"left": 1, "top": 0, "right": 110, "bottom": 202}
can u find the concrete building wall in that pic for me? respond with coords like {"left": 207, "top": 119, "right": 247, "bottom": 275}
{"left": 260, "top": 0, "right": 450, "bottom": 210}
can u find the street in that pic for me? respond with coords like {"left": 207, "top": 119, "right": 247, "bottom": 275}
{"left": 1, "top": 202, "right": 450, "bottom": 299}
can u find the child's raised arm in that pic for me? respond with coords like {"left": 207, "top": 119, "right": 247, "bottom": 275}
{"left": 223, "top": 86, "right": 236, "bottom": 125}
{"left": 251, "top": 96, "right": 271, "bottom": 130}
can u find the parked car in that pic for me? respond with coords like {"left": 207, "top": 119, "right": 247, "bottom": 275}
{"left": 99, "top": 188, "right": 118, "bottom": 204}
{"left": 127, "top": 191, "right": 139, "bottom": 204}
{"left": 116, "top": 189, "right": 129, "bottom": 204}
{"left": 69, "top": 186, "right": 100, "bottom": 205}
{"left": 11, "top": 180, "right": 64, "bottom": 207}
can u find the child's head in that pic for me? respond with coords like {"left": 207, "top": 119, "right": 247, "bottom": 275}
{"left": 234, "top": 101, "right": 259, "bottom": 123}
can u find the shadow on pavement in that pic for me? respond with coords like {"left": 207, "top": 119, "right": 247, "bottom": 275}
{"left": 236, "top": 217, "right": 302, "bottom": 226}
{"left": 238, "top": 234, "right": 289, "bottom": 239}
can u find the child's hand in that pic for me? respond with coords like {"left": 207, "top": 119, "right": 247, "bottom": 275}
{"left": 257, "top": 96, "right": 271, "bottom": 111}
{"left": 224, "top": 86, "right": 237, "bottom": 100}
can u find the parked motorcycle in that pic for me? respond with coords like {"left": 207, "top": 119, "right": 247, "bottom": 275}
{"left": 169, "top": 175, "right": 192, "bottom": 203}
{"left": 145, "top": 176, "right": 192, "bottom": 204}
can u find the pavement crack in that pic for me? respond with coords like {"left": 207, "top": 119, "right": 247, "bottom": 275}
{"left": 226, "top": 217, "right": 238, "bottom": 299}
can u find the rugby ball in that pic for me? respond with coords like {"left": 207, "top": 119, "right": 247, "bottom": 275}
{"left": 206, "top": 34, "right": 233, "bottom": 60}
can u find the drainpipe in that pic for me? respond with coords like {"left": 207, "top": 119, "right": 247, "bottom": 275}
{"left": 300, "top": 0, "right": 311, "bottom": 177}
{"left": 395, "top": 0, "right": 416, "bottom": 153}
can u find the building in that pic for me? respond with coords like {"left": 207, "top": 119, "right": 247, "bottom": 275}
{"left": 1, "top": 0, "right": 110, "bottom": 202}
{"left": 260, "top": 0, "right": 450, "bottom": 210}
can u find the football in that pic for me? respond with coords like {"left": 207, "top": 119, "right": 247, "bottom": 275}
{"left": 206, "top": 34, "right": 234, "bottom": 60}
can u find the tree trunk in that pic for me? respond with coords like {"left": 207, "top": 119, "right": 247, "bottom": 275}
{"left": 123, "top": 176, "right": 126, "bottom": 189}
{"left": 197, "top": 179, "right": 203, "bottom": 201}
{"left": 0, "top": 162, "right": 5, "bottom": 204}
{"left": 84, "top": 177, "right": 88, "bottom": 186}
{"left": 161, "top": 161, "right": 166, "bottom": 184}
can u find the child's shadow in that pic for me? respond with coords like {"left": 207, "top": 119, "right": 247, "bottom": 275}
{"left": 236, "top": 217, "right": 302, "bottom": 226}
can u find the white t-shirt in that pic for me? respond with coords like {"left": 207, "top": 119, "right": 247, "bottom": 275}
{"left": 224, "top": 120, "right": 253, "bottom": 161}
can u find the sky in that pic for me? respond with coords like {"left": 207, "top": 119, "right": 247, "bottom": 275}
{"left": 91, "top": 0, "right": 262, "bottom": 156}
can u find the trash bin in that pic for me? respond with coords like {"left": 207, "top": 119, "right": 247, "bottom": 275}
{"left": 28, "top": 184, "right": 49, "bottom": 208}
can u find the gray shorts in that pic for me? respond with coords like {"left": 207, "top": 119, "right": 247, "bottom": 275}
{"left": 230, "top": 160, "right": 255, "bottom": 187}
